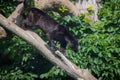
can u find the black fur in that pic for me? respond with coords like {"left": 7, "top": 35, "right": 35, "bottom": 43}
{"left": 22, "top": 0, "right": 78, "bottom": 53}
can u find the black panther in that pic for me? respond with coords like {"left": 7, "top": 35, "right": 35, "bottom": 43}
{"left": 21, "top": 0, "right": 78, "bottom": 53}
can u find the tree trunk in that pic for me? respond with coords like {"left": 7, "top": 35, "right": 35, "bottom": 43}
{"left": 75, "top": 0, "right": 102, "bottom": 21}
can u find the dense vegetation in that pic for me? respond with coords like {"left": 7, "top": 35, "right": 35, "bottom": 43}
{"left": 0, "top": 0, "right": 120, "bottom": 80}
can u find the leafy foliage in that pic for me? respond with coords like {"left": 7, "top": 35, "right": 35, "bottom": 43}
{"left": 41, "top": 10, "right": 120, "bottom": 80}
{"left": 0, "top": 0, "right": 120, "bottom": 80}
{"left": 0, "top": 0, "right": 19, "bottom": 17}
{"left": 0, "top": 67, "right": 37, "bottom": 80}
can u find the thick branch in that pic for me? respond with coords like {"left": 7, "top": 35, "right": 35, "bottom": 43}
{"left": 0, "top": 3, "right": 23, "bottom": 40}
{"left": 34, "top": 0, "right": 80, "bottom": 16}
{"left": 0, "top": 14, "right": 97, "bottom": 80}
{"left": 7, "top": 3, "right": 24, "bottom": 26}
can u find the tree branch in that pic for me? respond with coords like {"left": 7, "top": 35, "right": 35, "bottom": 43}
{"left": 0, "top": 3, "right": 23, "bottom": 40}
{"left": 7, "top": 3, "right": 24, "bottom": 26}
{"left": 0, "top": 14, "right": 97, "bottom": 80}
{"left": 34, "top": 0, "right": 80, "bottom": 16}
{"left": 1, "top": 1, "right": 98, "bottom": 79}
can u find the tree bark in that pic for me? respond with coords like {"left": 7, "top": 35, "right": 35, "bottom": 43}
{"left": 0, "top": 14, "right": 97, "bottom": 80}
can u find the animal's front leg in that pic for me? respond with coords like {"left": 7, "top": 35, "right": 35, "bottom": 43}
{"left": 50, "top": 40, "right": 58, "bottom": 51}
{"left": 46, "top": 33, "right": 58, "bottom": 51}
{"left": 60, "top": 40, "right": 67, "bottom": 53}
{"left": 22, "top": 20, "right": 28, "bottom": 30}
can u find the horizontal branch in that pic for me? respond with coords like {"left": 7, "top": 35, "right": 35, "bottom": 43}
{"left": 34, "top": 0, "right": 80, "bottom": 16}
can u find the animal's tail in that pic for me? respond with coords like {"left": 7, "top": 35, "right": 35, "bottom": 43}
{"left": 17, "top": 0, "right": 29, "bottom": 9}
{"left": 20, "top": 0, "right": 30, "bottom": 18}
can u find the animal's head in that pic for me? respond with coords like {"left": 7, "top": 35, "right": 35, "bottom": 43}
{"left": 65, "top": 35, "right": 78, "bottom": 52}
